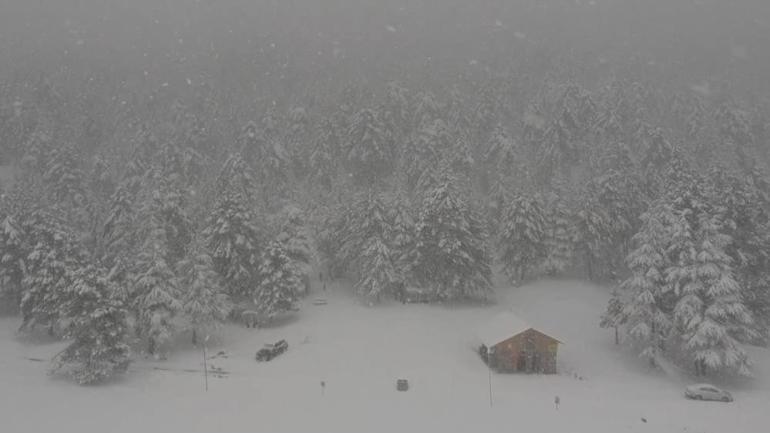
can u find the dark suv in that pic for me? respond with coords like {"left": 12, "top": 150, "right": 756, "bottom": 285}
{"left": 255, "top": 340, "right": 289, "bottom": 362}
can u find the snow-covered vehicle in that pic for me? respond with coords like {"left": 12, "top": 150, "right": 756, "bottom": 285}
{"left": 685, "top": 384, "right": 733, "bottom": 402}
{"left": 255, "top": 340, "right": 289, "bottom": 362}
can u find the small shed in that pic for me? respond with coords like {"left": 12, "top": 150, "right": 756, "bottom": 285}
{"left": 477, "top": 312, "right": 562, "bottom": 374}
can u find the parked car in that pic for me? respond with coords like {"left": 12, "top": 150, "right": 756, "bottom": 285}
{"left": 255, "top": 339, "right": 289, "bottom": 362}
{"left": 685, "top": 384, "right": 733, "bottom": 402}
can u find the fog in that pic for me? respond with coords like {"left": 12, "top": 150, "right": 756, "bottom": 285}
{"left": 2, "top": 1, "right": 770, "bottom": 430}
{"left": 2, "top": 0, "right": 770, "bottom": 105}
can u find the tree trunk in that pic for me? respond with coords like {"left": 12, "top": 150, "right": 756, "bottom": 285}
{"left": 192, "top": 328, "right": 198, "bottom": 346}
{"left": 148, "top": 336, "right": 156, "bottom": 355}
{"left": 614, "top": 326, "right": 619, "bottom": 345}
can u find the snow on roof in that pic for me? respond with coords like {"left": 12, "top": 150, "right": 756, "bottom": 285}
{"left": 477, "top": 311, "right": 532, "bottom": 347}
{"left": 477, "top": 311, "right": 562, "bottom": 347}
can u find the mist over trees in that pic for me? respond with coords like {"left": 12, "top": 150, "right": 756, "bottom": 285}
{"left": 1, "top": 0, "right": 770, "bottom": 383}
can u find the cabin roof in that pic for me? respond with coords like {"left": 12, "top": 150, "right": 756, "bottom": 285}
{"left": 477, "top": 311, "right": 562, "bottom": 347}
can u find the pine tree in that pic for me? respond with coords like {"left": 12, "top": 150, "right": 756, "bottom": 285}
{"left": 151, "top": 182, "right": 193, "bottom": 266}
{"left": 585, "top": 170, "right": 642, "bottom": 276}
{"left": 540, "top": 197, "right": 574, "bottom": 276}
{"left": 101, "top": 155, "right": 150, "bottom": 269}
{"left": 177, "top": 248, "right": 231, "bottom": 346}
{"left": 666, "top": 211, "right": 755, "bottom": 375}
{"left": 19, "top": 208, "right": 84, "bottom": 335}
{"left": 498, "top": 193, "right": 547, "bottom": 283}
{"left": 572, "top": 199, "right": 612, "bottom": 281}
{"left": 409, "top": 174, "right": 492, "bottom": 300}
{"left": 237, "top": 121, "right": 291, "bottom": 202}
{"left": 387, "top": 194, "right": 415, "bottom": 271}
{"left": 254, "top": 241, "right": 300, "bottom": 320}
{"left": 276, "top": 205, "right": 314, "bottom": 295}
{"left": 0, "top": 212, "right": 25, "bottom": 313}
{"left": 216, "top": 153, "right": 257, "bottom": 202}
{"left": 601, "top": 289, "right": 626, "bottom": 345}
{"left": 356, "top": 236, "right": 399, "bottom": 303}
{"left": 484, "top": 125, "right": 519, "bottom": 178}
{"left": 43, "top": 143, "right": 86, "bottom": 209}
{"left": 309, "top": 117, "right": 343, "bottom": 189}
{"left": 131, "top": 215, "right": 182, "bottom": 357}
{"left": 617, "top": 202, "right": 675, "bottom": 366}
{"left": 345, "top": 108, "right": 394, "bottom": 185}
{"left": 51, "top": 265, "right": 131, "bottom": 384}
{"left": 352, "top": 193, "right": 399, "bottom": 302}
{"left": 403, "top": 119, "right": 452, "bottom": 191}
{"left": 706, "top": 168, "right": 770, "bottom": 341}
{"left": 412, "top": 90, "right": 441, "bottom": 129}
{"left": 382, "top": 80, "right": 412, "bottom": 142}
{"left": 203, "top": 190, "right": 261, "bottom": 298}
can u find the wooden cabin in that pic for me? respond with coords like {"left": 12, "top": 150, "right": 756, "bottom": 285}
{"left": 478, "top": 312, "right": 561, "bottom": 374}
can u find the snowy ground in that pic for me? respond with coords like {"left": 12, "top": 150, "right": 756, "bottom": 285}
{"left": 1, "top": 280, "right": 768, "bottom": 433}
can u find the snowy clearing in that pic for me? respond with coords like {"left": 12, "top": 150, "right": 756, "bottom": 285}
{"left": 1, "top": 280, "right": 768, "bottom": 433}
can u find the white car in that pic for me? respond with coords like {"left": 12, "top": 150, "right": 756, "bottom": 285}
{"left": 685, "top": 384, "right": 733, "bottom": 402}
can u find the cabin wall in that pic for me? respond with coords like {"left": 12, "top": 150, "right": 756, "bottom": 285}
{"left": 492, "top": 329, "right": 558, "bottom": 374}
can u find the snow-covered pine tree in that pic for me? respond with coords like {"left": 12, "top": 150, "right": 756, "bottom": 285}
{"left": 237, "top": 121, "right": 291, "bottom": 203}
{"left": 285, "top": 106, "right": 311, "bottom": 178}
{"left": 666, "top": 210, "right": 755, "bottom": 376}
{"left": 177, "top": 247, "right": 231, "bottom": 346}
{"left": 19, "top": 207, "right": 84, "bottom": 335}
{"left": 131, "top": 209, "right": 182, "bottom": 357}
{"left": 357, "top": 239, "right": 398, "bottom": 303}
{"left": 540, "top": 196, "right": 574, "bottom": 276}
{"left": 352, "top": 193, "right": 399, "bottom": 302}
{"left": 309, "top": 117, "right": 343, "bottom": 190}
{"left": 216, "top": 152, "right": 257, "bottom": 202}
{"left": 484, "top": 124, "right": 519, "bottom": 179}
{"left": 203, "top": 189, "right": 261, "bottom": 299}
{"left": 536, "top": 111, "right": 577, "bottom": 185}
{"left": 387, "top": 193, "right": 415, "bottom": 271}
{"left": 151, "top": 180, "right": 193, "bottom": 266}
{"left": 129, "top": 194, "right": 182, "bottom": 356}
{"left": 382, "top": 80, "right": 412, "bottom": 142}
{"left": 572, "top": 197, "right": 612, "bottom": 282}
{"left": 706, "top": 168, "right": 770, "bottom": 341}
{"left": 0, "top": 211, "right": 25, "bottom": 313}
{"left": 409, "top": 173, "right": 492, "bottom": 300}
{"left": 403, "top": 118, "right": 453, "bottom": 192}
{"left": 498, "top": 193, "right": 547, "bottom": 283}
{"left": 617, "top": 201, "right": 674, "bottom": 366}
{"left": 101, "top": 155, "right": 150, "bottom": 269}
{"left": 43, "top": 143, "right": 86, "bottom": 209}
{"left": 254, "top": 241, "right": 300, "bottom": 320}
{"left": 601, "top": 289, "right": 626, "bottom": 345}
{"left": 585, "top": 170, "right": 642, "bottom": 276}
{"left": 641, "top": 128, "right": 674, "bottom": 194}
{"left": 276, "top": 205, "right": 314, "bottom": 296}
{"left": 20, "top": 128, "right": 53, "bottom": 175}
{"left": 238, "top": 121, "right": 262, "bottom": 165}
{"left": 345, "top": 108, "right": 394, "bottom": 185}
{"left": 412, "top": 90, "right": 441, "bottom": 129}
{"left": 51, "top": 265, "right": 131, "bottom": 385}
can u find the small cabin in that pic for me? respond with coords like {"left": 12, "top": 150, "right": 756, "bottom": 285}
{"left": 477, "top": 312, "right": 562, "bottom": 374}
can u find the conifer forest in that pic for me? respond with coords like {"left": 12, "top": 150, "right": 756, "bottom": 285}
{"left": 1, "top": 0, "right": 769, "bottom": 393}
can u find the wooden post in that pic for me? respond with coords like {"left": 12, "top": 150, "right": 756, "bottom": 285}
{"left": 203, "top": 335, "right": 209, "bottom": 392}
{"left": 487, "top": 349, "right": 493, "bottom": 407}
